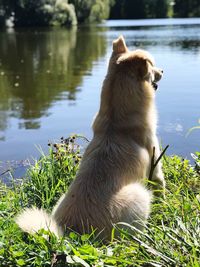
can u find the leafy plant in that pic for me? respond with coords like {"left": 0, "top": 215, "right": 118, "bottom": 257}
{"left": 191, "top": 152, "right": 200, "bottom": 174}
{"left": 20, "top": 136, "right": 81, "bottom": 210}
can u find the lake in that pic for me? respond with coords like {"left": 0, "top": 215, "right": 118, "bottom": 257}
{"left": 0, "top": 18, "right": 200, "bottom": 167}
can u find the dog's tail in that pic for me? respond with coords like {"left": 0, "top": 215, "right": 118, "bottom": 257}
{"left": 15, "top": 207, "right": 63, "bottom": 237}
{"left": 114, "top": 183, "right": 152, "bottom": 230}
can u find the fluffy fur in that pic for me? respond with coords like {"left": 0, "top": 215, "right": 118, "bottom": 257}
{"left": 16, "top": 36, "right": 165, "bottom": 239}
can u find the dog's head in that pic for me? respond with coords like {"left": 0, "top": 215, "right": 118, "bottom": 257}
{"left": 111, "top": 36, "right": 163, "bottom": 91}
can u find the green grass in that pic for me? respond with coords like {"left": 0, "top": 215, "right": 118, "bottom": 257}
{"left": 0, "top": 137, "right": 200, "bottom": 266}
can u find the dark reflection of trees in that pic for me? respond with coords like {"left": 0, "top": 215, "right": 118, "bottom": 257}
{"left": 129, "top": 39, "right": 200, "bottom": 53}
{"left": 169, "top": 40, "right": 200, "bottom": 51}
{"left": 0, "top": 26, "right": 106, "bottom": 135}
{"left": 107, "top": 25, "right": 200, "bottom": 53}
{"left": 0, "top": 77, "right": 10, "bottom": 140}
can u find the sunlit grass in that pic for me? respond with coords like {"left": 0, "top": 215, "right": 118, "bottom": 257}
{"left": 0, "top": 137, "right": 199, "bottom": 266}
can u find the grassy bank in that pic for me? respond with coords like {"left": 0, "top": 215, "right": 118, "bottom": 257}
{"left": 0, "top": 137, "right": 199, "bottom": 266}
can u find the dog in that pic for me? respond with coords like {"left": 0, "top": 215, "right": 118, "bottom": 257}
{"left": 16, "top": 36, "right": 165, "bottom": 240}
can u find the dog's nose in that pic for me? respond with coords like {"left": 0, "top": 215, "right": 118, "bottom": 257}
{"left": 161, "top": 69, "right": 164, "bottom": 73}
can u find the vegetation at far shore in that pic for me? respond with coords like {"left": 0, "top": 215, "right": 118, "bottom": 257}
{"left": 0, "top": 0, "right": 200, "bottom": 28}
{"left": 0, "top": 136, "right": 200, "bottom": 266}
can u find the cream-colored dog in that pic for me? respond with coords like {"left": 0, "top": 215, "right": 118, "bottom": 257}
{"left": 16, "top": 36, "right": 165, "bottom": 239}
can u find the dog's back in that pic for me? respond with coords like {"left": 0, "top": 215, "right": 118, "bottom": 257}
{"left": 52, "top": 135, "right": 151, "bottom": 237}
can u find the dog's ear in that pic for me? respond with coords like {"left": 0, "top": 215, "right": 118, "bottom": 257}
{"left": 113, "top": 36, "right": 128, "bottom": 54}
{"left": 135, "top": 58, "right": 149, "bottom": 78}
{"left": 117, "top": 53, "right": 149, "bottom": 78}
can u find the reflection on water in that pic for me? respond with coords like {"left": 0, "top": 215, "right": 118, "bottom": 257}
{"left": 0, "top": 27, "right": 106, "bottom": 132}
{"left": 104, "top": 23, "right": 200, "bottom": 53}
{"left": 0, "top": 18, "right": 200, "bottom": 163}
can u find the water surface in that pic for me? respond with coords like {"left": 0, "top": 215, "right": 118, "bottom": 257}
{"left": 0, "top": 18, "right": 200, "bottom": 165}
